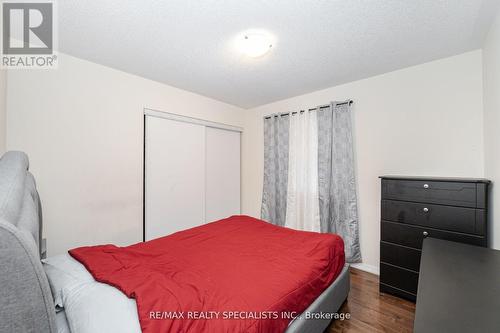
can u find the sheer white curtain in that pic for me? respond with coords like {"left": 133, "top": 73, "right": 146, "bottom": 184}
{"left": 285, "top": 110, "right": 321, "bottom": 232}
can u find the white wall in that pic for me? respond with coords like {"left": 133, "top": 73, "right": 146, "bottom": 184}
{"left": 483, "top": 9, "right": 500, "bottom": 250}
{"left": 242, "top": 51, "right": 485, "bottom": 272}
{"left": 0, "top": 70, "right": 6, "bottom": 154}
{"left": 5, "top": 47, "right": 489, "bottom": 268}
{"left": 6, "top": 52, "right": 245, "bottom": 256}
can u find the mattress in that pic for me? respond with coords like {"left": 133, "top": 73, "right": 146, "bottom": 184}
{"left": 52, "top": 262, "right": 350, "bottom": 333}
{"left": 69, "top": 215, "right": 346, "bottom": 333}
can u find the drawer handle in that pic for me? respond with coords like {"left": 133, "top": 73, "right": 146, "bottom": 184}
{"left": 423, "top": 183, "right": 429, "bottom": 189}
{"left": 423, "top": 231, "right": 429, "bottom": 237}
{"left": 423, "top": 207, "right": 429, "bottom": 213}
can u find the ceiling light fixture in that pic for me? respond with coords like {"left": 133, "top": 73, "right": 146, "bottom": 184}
{"left": 236, "top": 30, "right": 274, "bottom": 58}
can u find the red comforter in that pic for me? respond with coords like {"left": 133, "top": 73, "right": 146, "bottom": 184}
{"left": 69, "top": 215, "right": 345, "bottom": 333}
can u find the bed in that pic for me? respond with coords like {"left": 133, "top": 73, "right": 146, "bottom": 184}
{"left": 0, "top": 151, "right": 349, "bottom": 333}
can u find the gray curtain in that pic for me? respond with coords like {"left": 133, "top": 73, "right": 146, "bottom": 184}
{"left": 261, "top": 114, "right": 290, "bottom": 226}
{"left": 317, "top": 102, "right": 361, "bottom": 262}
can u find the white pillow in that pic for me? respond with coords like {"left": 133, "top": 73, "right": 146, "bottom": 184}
{"left": 42, "top": 253, "right": 94, "bottom": 310}
{"left": 62, "top": 282, "right": 141, "bottom": 333}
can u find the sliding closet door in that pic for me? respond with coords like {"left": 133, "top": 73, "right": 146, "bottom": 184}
{"left": 205, "top": 127, "right": 241, "bottom": 222}
{"left": 145, "top": 116, "right": 205, "bottom": 240}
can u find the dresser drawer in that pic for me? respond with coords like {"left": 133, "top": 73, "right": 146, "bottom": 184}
{"left": 380, "top": 241, "right": 421, "bottom": 272}
{"left": 381, "top": 200, "right": 485, "bottom": 235}
{"left": 381, "top": 221, "right": 486, "bottom": 249}
{"left": 380, "top": 283, "right": 416, "bottom": 302}
{"left": 380, "top": 263, "right": 419, "bottom": 294}
{"left": 382, "top": 179, "right": 478, "bottom": 208}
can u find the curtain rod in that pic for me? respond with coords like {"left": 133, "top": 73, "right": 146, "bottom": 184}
{"left": 263, "top": 100, "right": 353, "bottom": 119}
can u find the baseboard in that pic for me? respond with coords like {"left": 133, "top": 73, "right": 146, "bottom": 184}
{"left": 350, "top": 263, "right": 379, "bottom": 275}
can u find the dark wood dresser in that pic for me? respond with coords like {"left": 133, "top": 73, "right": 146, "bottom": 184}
{"left": 379, "top": 176, "right": 490, "bottom": 301}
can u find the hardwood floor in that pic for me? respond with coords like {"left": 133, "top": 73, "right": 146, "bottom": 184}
{"left": 327, "top": 268, "right": 415, "bottom": 333}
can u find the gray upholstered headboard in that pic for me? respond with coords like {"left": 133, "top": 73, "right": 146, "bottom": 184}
{"left": 0, "top": 151, "right": 56, "bottom": 333}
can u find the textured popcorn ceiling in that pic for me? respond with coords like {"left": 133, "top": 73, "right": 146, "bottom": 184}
{"left": 58, "top": 0, "right": 499, "bottom": 108}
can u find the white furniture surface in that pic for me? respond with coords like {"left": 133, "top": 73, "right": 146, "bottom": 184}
{"left": 144, "top": 110, "right": 241, "bottom": 240}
